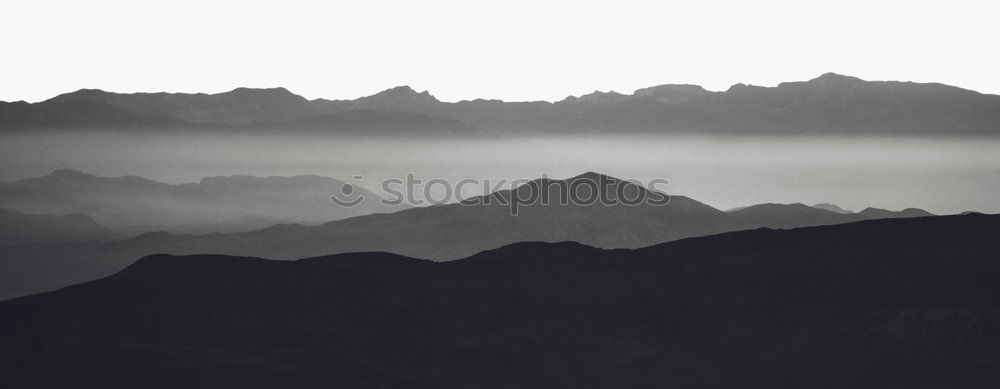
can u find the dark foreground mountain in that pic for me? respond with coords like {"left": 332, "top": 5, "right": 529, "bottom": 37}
{"left": 22, "top": 73, "right": 1000, "bottom": 136}
{"left": 1, "top": 214, "right": 998, "bottom": 388}
{"left": 0, "top": 169, "right": 401, "bottom": 235}
{"left": 0, "top": 172, "right": 937, "bottom": 299}
{"left": 0, "top": 208, "right": 118, "bottom": 247}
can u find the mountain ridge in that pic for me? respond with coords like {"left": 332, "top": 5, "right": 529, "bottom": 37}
{"left": 0, "top": 171, "right": 937, "bottom": 299}
{"left": 0, "top": 169, "right": 402, "bottom": 235}
{"left": 2, "top": 214, "right": 998, "bottom": 388}
{"left": 0, "top": 208, "right": 119, "bottom": 247}
{"left": 38, "top": 72, "right": 1000, "bottom": 106}
{"left": 4, "top": 73, "right": 997, "bottom": 136}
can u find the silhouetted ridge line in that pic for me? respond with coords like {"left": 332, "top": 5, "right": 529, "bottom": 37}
{"left": 5, "top": 73, "right": 998, "bottom": 135}
{"left": 2, "top": 214, "right": 999, "bottom": 387}
{"left": 0, "top": 172, "right": 942, "bottom": 299}
{"left": 0, "top": 169, "right": 403, "bottom": 235}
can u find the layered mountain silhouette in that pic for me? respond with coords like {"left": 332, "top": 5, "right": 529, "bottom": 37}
{"left": 858, "top": 206, "right": 935, "bottom": 219}
{"left": 4, "top": 73, "right": 999, "bottom": 135}
{"left": 1, "top": 214, "right": 998, "bottom": 388}
{"left": 811, "top": 202, "right": 852, "bottom": 214}
{"left": 0, "top": 172, "right": 935, "bottom": 299}
{"left": 0, "top": 169, "right": 402, "bottom": 235}
{"left": 0, "top": 208, "right": 118, "bottom": 247}
{"left": 0, "top": 99, "right": 188, "bottom": 130}
{"left": 46, "top": 87, "right": 323, "bottom": 126}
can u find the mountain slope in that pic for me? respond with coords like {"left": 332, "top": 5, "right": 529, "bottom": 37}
{"left": 0, "top": 172, "right": 936, "bottom": 299}
{"left": 0, "top": 169, "right": 400, "bottom": 234}
{"left": 859, "top": 206, "right": 936, "bottom": 219}
{"left": 811, "top": 202, "right": 852, "bottom": 214}
{"left": 1, "top": 214, "right": 998, "bottom": 388}
{"left": 46, "top": 87, "right": 322, "bottom": 126}
{"left": 0, "top": 99, "right": 190, "bottom": 131}
{"left": 728, "top": 203, "right": 860, "bottom": 229}
{"left": 0, "top": 208, "right": 118, "bottom": 247}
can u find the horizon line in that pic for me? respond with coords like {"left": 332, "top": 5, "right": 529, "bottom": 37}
{"left": 8, "top": 72, "right": 995, "bottom": 105}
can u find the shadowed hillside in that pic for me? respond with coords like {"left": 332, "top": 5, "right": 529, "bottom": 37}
{"left": 1, "top": 214, "right": 998, "bottom": 388}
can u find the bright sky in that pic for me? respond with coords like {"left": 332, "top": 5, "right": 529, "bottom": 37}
{"left": 2, "top": 0, "right": 998, "bottom": 102}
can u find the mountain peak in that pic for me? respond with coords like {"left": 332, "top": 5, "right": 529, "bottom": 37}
{"left": 68, "top": 88, "right": 110, "bottom": 95}
{"left": 353, "top": 85, "right": 440, "bottom": 109}
{"left": 805, "top": 72, "right": 865, "bottom": 85}
{"left": 812, "top": 203, "right": 853, "bottom": 214}
{"left": 383, "top": 85, "right": 417, "bottom": 94}
{"left": 47, "top": 168, "right": 96, "bottom": 180}
{"left": 223, "top": 86, "right": 304, "bottom": 100}
{"left": 567, "top": 171, "right": 618, "bottom": 182}
{"left": 632, "top": 84, "right": 710, "bottom": 104}
{"left": 371, "top": 85, "right": 436, "bottom": 99}
{"left": 858, "top": 207, "right": 935, "bottom": 218}
{"left": 42, "top": 88, "right": 116, "bottom": 103}
{"left": 560, "top": 91, "right": 628, "bottom": 104}
{"left": 770, "top": 72, "right": 868, "bottom": 90}
{"left": 229, "top": 86, "right": 292, "bottom": 93}
{"left": 725, "top": 83, "right": 768, "bottom": 94}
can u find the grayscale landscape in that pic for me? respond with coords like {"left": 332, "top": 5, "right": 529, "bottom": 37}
{"left": 1, "top": 1, "right": 998, "bottom": 388}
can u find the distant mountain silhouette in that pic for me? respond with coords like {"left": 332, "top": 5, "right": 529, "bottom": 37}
{"left": 0, "top": 99, "right": 190, "bottom": 130}
{"left": 729, "top": 202, "right": 936, "bottom": 229}
{"left": 46, "top": 87, "right": 322, "bottom": 126}
{"left": 811, "top": 202, "right": 853, "bottom": 214}
{"left": 632, "top": 84, "right": 711, "bottom": 104}
{"left": 0, "top": 172, "right": 936, "bottom": 299}
{"left": 7, "top": 87, "right": 486, "bottom": 136}
{"left": 858, "top": 206, "right": 936, "bottom": 219}
{"left": 728, "top": 203, "right": 861, "bottom": 229}
{"left": 1, "top": 214, "right": 998, "bottom": 388}
{"left": 0, "top": 169, "right": 401, "bottom": 235}
{"left": 348, "top": 85, "right": 442, "bottom": 112}
{"left": 9, "top": 73, "right": 999, "bottom": 135}
{"left": 0, "top": 208, "right": 118, "bottom": 247}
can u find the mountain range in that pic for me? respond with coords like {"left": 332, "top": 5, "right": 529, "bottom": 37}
{"left": 2, "top": 214, "right": 998, "bottom": 388}
{"left": 0, "top": 208, "right": 118, "bottom": 247}
{"left": 3, "top": 73, "right": 999, "bottom": 136}
{"left": 0, "top": 172, "right": 935, "bottom": 299}
{"left": 0, "top": 169, "right": 403, "bottom": 235}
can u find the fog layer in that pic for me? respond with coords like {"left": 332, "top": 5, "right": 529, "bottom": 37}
{"left": 1, "top": 131, "right": 997, "bottom": 214}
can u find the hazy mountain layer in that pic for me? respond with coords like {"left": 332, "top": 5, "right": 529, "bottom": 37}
{"left": 0, "top": 169, "right": 402, "bottom": 235}
{"left": 1, "top": 214, "right": 998, "bottom": 388}
{"left": 811, "top": 202, "right": 853, "bottom": 214}
{"left": 0, "top": 172, "right": 935, "bottom": 299}
{"left": 0, "top": 208, "right": 118, "bottom": 247}
{"left": 0, "top": 99, "right": 187, "bottom": 130}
